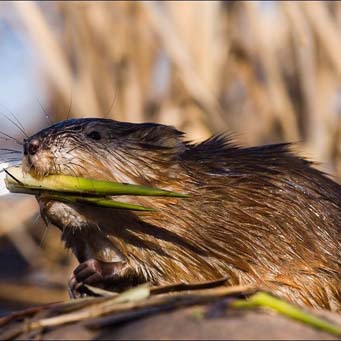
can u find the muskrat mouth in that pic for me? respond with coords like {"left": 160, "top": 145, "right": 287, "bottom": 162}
{"left": 22, "top": 151, "right": 57, "bottom": 179}
{"left": 23, "top": 162, "right": 50, "bottom": 180}
{"left": 5, "top": 164, "right": 188, "bottom": 211}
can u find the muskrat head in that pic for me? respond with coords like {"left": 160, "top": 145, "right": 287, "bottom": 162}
{"left": 22, "top": 118, "right": 186, "bottom": 185}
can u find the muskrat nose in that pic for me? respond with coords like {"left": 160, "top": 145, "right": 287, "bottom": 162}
{"left": 24, "top": 139, "right": 40, "bottom": 156}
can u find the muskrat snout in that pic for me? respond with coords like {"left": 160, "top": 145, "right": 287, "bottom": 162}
{"left": 22, "top": 136, "right": 54, "bottom": 178}
{"left": 23, "top": 138, "right": 40, "bottom": 156}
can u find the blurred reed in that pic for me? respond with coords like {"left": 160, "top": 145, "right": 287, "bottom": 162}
{"left": 0, "top": 1, "right": 340, "bottom": 306}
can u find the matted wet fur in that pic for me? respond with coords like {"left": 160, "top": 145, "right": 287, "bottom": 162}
{"left": 23, "top": 118, "right": 340, "bottom": 311}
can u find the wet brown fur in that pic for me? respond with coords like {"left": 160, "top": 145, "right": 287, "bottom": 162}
{"left": 24, "top": 119, "right": 340, "bottom": 311}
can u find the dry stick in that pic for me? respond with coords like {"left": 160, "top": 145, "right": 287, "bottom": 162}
{"left": 141, "top": 1, "right": 226, "bottom": 133}
{"left": 84, "top": 277, "right": 228, "bottom": 298}
{"left": 14, "top": 285, "right": 255, "bottom": 336}
{"left": 150, "top": 276, "right": 229, "bottom": 295}
{"left": 0, "top": 279, "right": 227, "bottom": 330}
{"left": 11, "top": 2, "right": 81, "bottom": 115}
{"left": 283, "top": 2, "right": 317, "bottom": 122}
{"left": 86, "top": 278, "right": 231, "bottom": 329}
{"left": 75, "top": 2, "right": 125, "bottom": 121}
{"left": 301, "top": 2, "right": 341, "bottom": 78}
{"left": 83, "top": 285, "right": 119, "bottom": 298}
{"left": 167, "top": 1, "right": 224, "bottom": 98}
{"left": 84, "top": 304, "right": 168, "bottom": 329}
{"left": 0, "top": 302, "right": 58, "bottom": 328}
{"left": 301, "top": 3, "right": 341, "bottom": 175}
{"left": 243, "top": 1, "right": 299, "bottom": 142}
{"left": 66, "top": 4, "right": 101, "bottom": 117}
{"left": 230, "top": 58, "right": 275, "bottom": 141}
{"left": 50, "top": 297, "right": 108, "bottom": 314}
{"left": 282, "top": 2, "right": 329, "bottom": 170}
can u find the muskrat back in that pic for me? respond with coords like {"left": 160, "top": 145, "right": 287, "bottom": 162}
{"left": 23, "top": 118, "right": 340, "bottom": 311}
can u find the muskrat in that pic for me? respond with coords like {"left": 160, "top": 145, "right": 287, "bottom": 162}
{"left": 22, "top": 118, "right": 340, "bottom": 311}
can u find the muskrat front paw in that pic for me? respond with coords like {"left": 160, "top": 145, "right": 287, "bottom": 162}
{"left": 68, "top": 258, "right": 125, "bottom": 298}
{"left": 73, "top": 259, "right": 105, "bottom": 286}
{"left": 68, "top": 275, "right": 90, "bottom": 299}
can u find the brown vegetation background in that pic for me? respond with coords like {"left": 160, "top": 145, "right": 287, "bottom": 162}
{"left": 0, "top": 1, "right": 340, "bottom": 310}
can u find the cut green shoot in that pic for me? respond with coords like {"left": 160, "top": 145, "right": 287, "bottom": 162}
{"left": 232, "top": 292, "right": 341, "bottom": 337}
{"left": 4, "top": 165, "right": 188, "bottom": 211}
{"left": 43, "top": 193, "right": 155, "bottom": 211}
{"left": 5, "top": 166, "right": 188, "bottom": 198}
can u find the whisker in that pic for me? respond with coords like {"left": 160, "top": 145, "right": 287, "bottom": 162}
{"left": 0, "top": 104, "right": 29, "bottom": 136}
{"left": 0, "top": 156, "right": 21, "bottom": 163}
{"left": 66, "top": 89, "right": 73, "bottom": 120}
{"left": 0, "top": 148, "right": 21, "bottom": 153}
{"left": 66, "top": 144, "right": 83, "bottom": 154}
{"left": 49, "top": 156, "right": 58, "bottom": 175}
{"left": 0, "top": 158, "right": 21, "bottom": 165}
{"left": 8, "top": 111, "right": 28, "bottom": 137}
{"left": 63, "top": 164, "right": 78, "bottom": 178}
{"left": 0, "top": 131, "right": 23, "bottom": 146}
{"left": 66, "top": 141, "right": 94, "bottom": 156}
{"left": 104, "top": 91, "right": 117, "bottom": 117}
{"left": 61, "top": 134, "right": 71, "bottom": 150}
{"left": 35, "top": 96, "right": 53, "bottom": 125}
{"left": 0, "top": 136, "right": 13, "bottom": 143}
{"left": 0, "top": 112, "right": 29, "bottom": 138}
{"left": 115, "top": 148, "right": 142, "bottom": 172}
{"left": 67, "top": 160, "right": 89, "bottom": 174}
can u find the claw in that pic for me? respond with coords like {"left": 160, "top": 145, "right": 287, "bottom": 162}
{"left": 68, "top": 258, "right": 124, "bottom": 298}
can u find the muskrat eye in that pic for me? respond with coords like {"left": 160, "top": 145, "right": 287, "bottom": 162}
{"left": 87, "top": 131, "right": 101, "bottom": 140}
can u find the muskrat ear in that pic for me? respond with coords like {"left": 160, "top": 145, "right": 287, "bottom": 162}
{"left": 127, "top": 124, "right": 185, "bottom": 151}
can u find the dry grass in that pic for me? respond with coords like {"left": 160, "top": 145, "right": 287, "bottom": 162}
{"left": 0, "top": 1, "right": 340, "bottom": 305}
{"left": 5, "top": 1, "right": 341, "bottom": 176}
